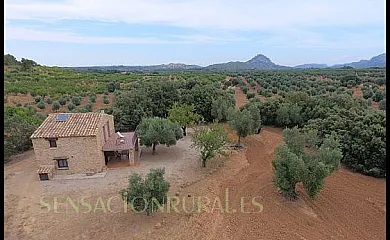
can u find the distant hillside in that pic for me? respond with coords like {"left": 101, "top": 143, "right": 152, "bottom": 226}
{"left": 331, "top": 53, "right": 386, "bottom": 68}
{"left": 5, "top": 52, "right": 386, "bottom": 71}
{"left": 294, "top": 63, "right": 328, "bottom": 69}
{"left": 68, "top": 63, "right": 202, "bottom": 71}
{"left": 205, "top": 54, "right": 291, "bottom": 70}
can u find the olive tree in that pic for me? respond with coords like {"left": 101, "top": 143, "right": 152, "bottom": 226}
{"left": 120, "top": 168, "right": 170, "bottom": 215}
{"left": 191, "top": 124, "right": 229, "bottom": 167}
{"left": 272, "top": 127, "right": 342, "bottom": 200}
{"left": 229, "top": 109, "right": 254, "bottom": 146}
{"left": 135, "top": 117, "right": 183, "bottom": 154}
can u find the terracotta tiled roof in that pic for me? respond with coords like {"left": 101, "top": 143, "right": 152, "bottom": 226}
{"left": 30, "top": 113, "right": 105, "bottom": 139}
{"left": 102, "top": 132, "right": 136, "bottom": 151}
{"left": 37, "top": 166, "right": 54, "bottom": 174}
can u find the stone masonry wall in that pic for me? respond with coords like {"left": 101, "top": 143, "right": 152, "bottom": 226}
{"left": 32, "top": 136, "right": 105, "bottom": 174}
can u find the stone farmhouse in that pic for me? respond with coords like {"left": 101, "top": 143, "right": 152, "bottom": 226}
{"left": 30, "top": 112, "right": 140, "bottom": 181}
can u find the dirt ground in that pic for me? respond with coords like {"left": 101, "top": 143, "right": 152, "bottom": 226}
{"left": 4, "top": 87, "right": 386, "bottom": 240}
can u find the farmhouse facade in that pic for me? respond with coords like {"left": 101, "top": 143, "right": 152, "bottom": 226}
{"left": 30, "top": 112, "right": 139, "bottom": 180}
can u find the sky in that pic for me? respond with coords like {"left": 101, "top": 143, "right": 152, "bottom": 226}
{"left": 4, "top": 0, "right": 386, "bottom": 67}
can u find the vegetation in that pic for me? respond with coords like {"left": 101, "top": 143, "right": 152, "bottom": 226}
{"left": 4, "top": 106, "right": 44, "bottom": 162}
{"left": 191, "top": 124, "right": 229, "bottom": 167}
{"left": 52, "top": 101, "right": 60, "bottom": 112}
{"left": 168, "top": 103, "right": 200, "bottom": 136}
{"left": 210, "top": 95, "right": 235, "bottom": 123}
{"left": 120, "top": 168, "right": 170, "bottom": 215}
{"left": 135, "top": 117, "right": 183, "bottom": 154}
{"left": 37, "top": 101, "right": 46, "bottom": 109}
{"left": 272, "top": 127, "right": 342, "bottom": 200}
{"left": 3, "top": 55, "right": 386, "bottom": 179}
{"left": 229, "top": 109, "right": 258, "bottom": 146}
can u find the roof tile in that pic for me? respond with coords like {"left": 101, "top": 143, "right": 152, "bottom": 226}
{"left": 30, "top": 113, "right": 105, "bottom": 139}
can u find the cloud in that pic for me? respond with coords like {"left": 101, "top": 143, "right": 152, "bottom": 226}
{"left": 5, "top": 0, "right": 385, "bottom": 31}
{"left": 253, "top": 28, "right": 386, "bottom": 50}
{"left": 5, "top": 26, "right": 250, "bottom": 44}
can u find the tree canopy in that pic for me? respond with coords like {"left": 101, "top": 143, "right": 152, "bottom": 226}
{"left": 120, "top": 168, "right": 170, "bottom": 215}
{"left": 168, "top": 103, "right": 200, "bottom": 136}
{"left": 135, "top": 117, "right": 183, "bottom": 154}
{"left": 191, "top": 124, "right": 229, "bottom": 167}
{"left": 272, "top": 127, "right": 342, "bottom": 200}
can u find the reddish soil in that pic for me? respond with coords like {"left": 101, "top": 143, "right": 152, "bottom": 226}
{"left": 6, "top": 93, "right": 35, "bottom": 106}
{"left": 234, "top": 87, "right": 249, "bottom": 109}
{"left": 351, "top": 87, "right": 363, "bottom": 98}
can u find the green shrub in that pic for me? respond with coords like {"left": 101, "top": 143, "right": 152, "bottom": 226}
{"left": 241, "top": 86, "right": 248, "bottom": 94}
{"left": 37, "top": 101, "right": 45, "bottom": 109}
{"left": 52, "top": 101, "right": 60, "bottom": 111}
{"left": 90, "top": 95, "right": 96, "bottom": 103}
{"left": 68, "top": 103, "right": 76, "bottom": 111}
{"left": 246, "top": 92, "right": 255, "bottom": 99}
{"left": 71, "top": 96, "right": 81, "bottom": 106}
{"left": 379, "top": 99, "right": 386, "bottom": 110}
{"left": 120, "top": 168, "right": 170, "bottom": 215}
{"left": 59, "top": 97, "right": 67, "bottom": 105}
{"left": 45, "top": 98, "right": 52, "bottom": 104}
{"left": 34, "top": 96, "right": 42, "bottom": 103}
{"left": 84, "top": 102, "right": 93, "bottom": 112}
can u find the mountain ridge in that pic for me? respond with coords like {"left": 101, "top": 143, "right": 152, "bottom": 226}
{"left": 8, "top": 53, "right": 386, "bottom": 71}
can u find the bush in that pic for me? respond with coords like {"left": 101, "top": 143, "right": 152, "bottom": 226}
{"left": 45, "top": 98, "right": 52, "bottom": 104}
{"left": 71, "top": 96, "right": 81, "bottom": 106}
{"left": 241, "top": 86, "right": 248, "bottom": 94}
{"left": 379, "top": 99, "right": 386, "bottom": 110}
{"left": 103, "top": 97, "right": 109, "bottom": 104}
{"left": 120, "top": 168, "right": 170, "bottom": 215}
{"left": 90, "top": 95, "right": 96, "bottom": 103}
{"left": 52, "top": 101, "right": 60, "bottom": 111}
{"left": 272, "top": 128, "right": 342, "bottom": 199}
{"left": 59, "top": 97, "right": 67, "bottom": 105}
{"left": 5, "top": 107, "right": 44, "bottom": 162}
{"left": 16, "top": 103, "right": 22, "bottom": 107}
{"left": 366, "top": 98, "right": 372, "bottom": 106}
{"left": 372, "top": 91, "right": 384, "bottom": 102}
{"left": 84, "top": 102, "right": 93, "bottom": 112}
{"left": 68, "top": 103, "right": 76, "bottom": 111}
{"left": 37, "top": 101, "right": 45, "bottom": 109}
{"left": 34, "top": 96, "right": 42, "bottom": 103}
{"left": 246, "top": 92, "right": 255, "bottom": 99}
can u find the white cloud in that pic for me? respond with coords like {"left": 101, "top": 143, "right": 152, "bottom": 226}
{"left": 5, "top": 0, "right": 385, "bottom": 30}
{"left": 253, "top": 28, "right": 386, "bottom": 50}
{"left": 5, "top": 26, "right": 250, "bottom": 44}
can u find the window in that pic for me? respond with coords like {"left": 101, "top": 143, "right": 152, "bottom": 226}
{"left": 39, "top": 173, "right": 49, "bottom": 181}
{"left": 56, "top": 159, "right": 68, "bottom": 169}
{"left": 49, "top": 139, "right": 57, "bottom": 148}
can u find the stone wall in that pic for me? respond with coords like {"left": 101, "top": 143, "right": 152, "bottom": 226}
{"left": 32, "top": 136, "right": 105, "bottom": 174}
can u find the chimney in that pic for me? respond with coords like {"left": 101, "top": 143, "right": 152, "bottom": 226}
{"left": 116, "top": 132, "right": 125, "bottom": 145}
